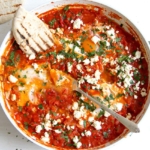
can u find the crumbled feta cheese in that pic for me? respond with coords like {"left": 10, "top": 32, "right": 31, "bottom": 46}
{"left": 91, "top": 36, "right": 100, "bottom": 44}
{"left": 78, "top": 78, "right": 85, "bottom": 87}
{"left": 94, "top": 7, "right": 99, "bottom": 11}
{"left": 56, "top": 54, "right": 65, "bottom": 62}
{"left": 52, "top": 120, "right": 58, "bottom": 126}
{"left": 90, "top": 55, "right": 99, "bottom": 65}
{"left": 141, "top": 88, "right": 147, "bottom": 97}
{"left": 74, "top": 110, "right": 82, "bottom": 119}
{"left": 67, "top": 125, "right": 70, "bottom": 130}
{"left": 106, "top": 28, "right": 116, "bottom": 39}
{"left": 134, "top": 95, "right": 138, "bottom": 99}
{"left": 76, "top": 142, "right": 82, "bottom": 148}
{"left": 104, "top": 111, "right": 111, "bottom": 117}
{"left": 93, "top": 120, "right": 101, "bottom": 130}
{"left": 110, "top": 59, "right": 117, "bottom": 66}
{"left": 88, "top": 116, "right": 94, "bottom": 122}
{"left": 126, "top": 113, "right": 132, "bottom": 119}
{"left": 113, "top": 103, "right": 123, "bottom": 112}
{"left": 69, "top": 43, "right": 74, "bottom": 49}
{"left": 92, "top": 84, "right": 101, "bottom": 90}
{"left": 73, "top": 136, "right": 79, "bottom": 143}
{"left": 71, "top": 20, "right": 74, "bottom": 23}
{"left": 77, "top": 40, "right": 81, "bottom": 45}
{"left": 83, "top": 58, "right": 90, "bottom": 65}
{"left": 103, "top": 57, "right": 109, "bottom": 63}
{"left": 106, "top": 41, "right": 110, "bottom": 46}
{"left": 105, "top": 25, "right": 110, "bottom": 30}
{"left": 80, "top": 95, "right": 85, "bottom": 100}
{"left": 10, "top": 94, "right": 16, "bottom": 101}
{"left": 80, "top": 106, "right": 85, "bottom": 111}
{"left": 56, "top": 28, "right": 64, "bottom": 34}
{"left": 73, "top": 106, "right": 87, "bottom": 120}
{"left": 116, "top": 62, "right": 134, "bottom": 88}
{"left": 133, "top": 81, "right": 140, "bottom": 91}
{"left": 67, "top": 62, "right": 73, "bottom": 73}
{"left": 72, "top": 102, "right": 79, "bottom": 110}
{"left": 134, "top": 51, "right": 141, "bottom": 60}
{"left": 84, "top": 71, "right": 100, "bottom": 85}
{"left": 54, "top": 129, "right": 61, "bottom": 134}
{"left": 84, "top": 75, "right": 98, "bottom": 84}
{"left": 8, "top": 75, "right": 18, "bottom": 83}
{"left": 57, "top": 119, "right": 61, "bottom": 123}
{"left": 73, "top": 18, "right": 83, "bottom": 29}
{"left": 44, "top": 121, "right": 51, "bottom": 131}
{"left": 41, "top": 132, "right": 50, "bottom": 143}
{"left": 81, "top": 132, "right": 85, "bottom": 136}
{"left": 95, "top": 70, "right": 101, "bottom": 80}
{"left": 74, "top": 46, "right": 82, "bottom": 54}
{"left": 79, "top": 119, "right": 84, "bottom": 127}
{"left": 102, "top": 84, "right": 111, "bottom": 96}
{"left": 45, "top": 113, "right": 51, "bottom": 120}
{"left": 32, "top": 63, "right": 38, "bottom": 69}
{"left": 29, "top": 54, "right": 36, "bottom": 60}
{"left": 85, "top": 130, "right": 91, "bottom": 137}
{"left": 35, "top": 125, "right": 43, "bottom": 133}
{"left": 76, "top": 64, "right": 83, "bottom": 72}
{"left": 125, "top": 46, "right": 128, "bottom": 50}
{"left": 71, "top": 126, "right": 75, "bottom": 129}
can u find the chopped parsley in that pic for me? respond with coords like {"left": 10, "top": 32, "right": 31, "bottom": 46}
{"left": 63, "top": 5, "right": 69, "bottom": 11}
{"left": 104, "top": 94, "right": 114, "bottom": 101}
{"left": 38, "top": 104, "right": 43, "bottom": 109}
{"left": 118, "top": 55, "right": 132, "bottom": 63}
{"left": 24, "top": 122, "right": 29, "bottom": 130}
{"left": 116, "top": 93, "right": 124, "bottom": 99}
{"left": 18, "top": 106, "right": 22, "bottom": 112}
{"left": 49, "top": 18, "right": 56, "bottom": 27}
{"left": 5, "top": 51, "right": 20, "bottom": 66}
{"left": 103, "top": 131, "right": 109, "bottom": 138}
{"left": 97, "top": 109, "right": 105, "bottom": 118}
{"left": 79, "top": 100, "right": 96, "bottom": 111}
{"left": 115, "top": 37, "right": 121, "bottom": 42}
{"left": 133, "top": 70, "right": 141, "bottom": 81}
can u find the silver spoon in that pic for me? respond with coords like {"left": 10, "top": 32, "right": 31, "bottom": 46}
{"left": 73, "top": 80, "right": 140, "bottom": 133}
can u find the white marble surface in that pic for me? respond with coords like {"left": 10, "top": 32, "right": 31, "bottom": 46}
{"left": 0, "top": 0, "right": 150, "bottom": 150}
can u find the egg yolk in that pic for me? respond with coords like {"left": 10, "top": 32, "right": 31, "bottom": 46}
{"left": 82, "top": 38, "right": 96, "bottom": 52}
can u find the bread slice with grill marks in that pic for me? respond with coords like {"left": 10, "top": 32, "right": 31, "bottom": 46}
{"left": 0, "top": 0, "right": 24, "bottom": 24}
{"left": 12, "top": 6, "right": 55, "bottom": 60}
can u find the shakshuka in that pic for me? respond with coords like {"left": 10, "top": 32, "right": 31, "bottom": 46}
{"left": 0, "top": 4, "right": 148, "bottom": 149}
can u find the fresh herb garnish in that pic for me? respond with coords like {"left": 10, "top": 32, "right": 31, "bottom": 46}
{"left": 87, "top": 51, "right": 96, "bottom": 57}
{"left": 63, "top": 5, "right": 69, "bottom": 11}
{"left": 24, "top": 122, "right": 29, "bottom": 130}
{"left": 83, "top": 120, "right": 86, "bottom": 128}
{"left": 19, "top": 81, "right": 25, "bottom": 86}
{"left": 38, "top": 104, "right": 43, "bottom": 109}
{"left": 104, "top": 94, "right": 114, "bottom": 101}
{"left": 115, "top": 37, "right": 121, "bottom": 42}
{"left": 118, "top": 55, "right": 132, "bottom": 63}
{"left": 103, "top": 131, "right": 109, "bottom": 138}
{"left": 18, "top": 106, "right": 22, "bottom": 112}
{"left": 116, "top": 93, "right": 124, "bottom": 99}
{"left": 125, "top": 88, "right": 134, "bottom": 96}
{"left": 49, "top": 18, "right": 56, "bottom": 27}
{"left": 5, "top": 51, "right": 20, "bottom": 66}
{"left": 79, "top": 99, "right": 96, "bottom": 111}
{"left": 97, "top": 109, "right": 104, "bottom": 118}
{"left": 133, "top": 70, "right": 141, "bottom": 81}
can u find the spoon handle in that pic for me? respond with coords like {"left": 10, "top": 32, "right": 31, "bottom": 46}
{"left": 77, "top": 88, "right": 140, "bottom": 133}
